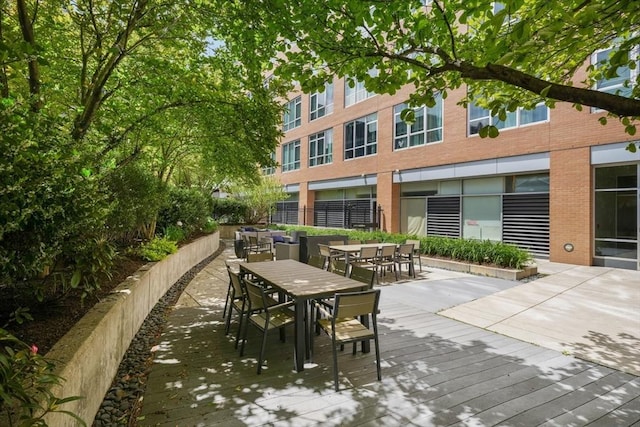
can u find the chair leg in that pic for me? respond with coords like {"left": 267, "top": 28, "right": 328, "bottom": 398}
{"left": 222, "top": 281, "right": 231, "bottom": 318}
{"left": 332, "top": 342, "right": 339, "bottom": 392}
{"left": 257, "top": 326, "right": 268, "bottom": 374}
{"left": 374, "top": 337, "right": 381, "bottom": 381}
{"left": 234, "top": 302, "right": 245, "bottom": 349}
{"left": 239, "top": 313, "right": 250, "bottom": 356}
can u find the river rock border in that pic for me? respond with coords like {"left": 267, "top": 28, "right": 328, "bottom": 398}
{"left": 43, "top": 232, "right": 219, "bottom": 426}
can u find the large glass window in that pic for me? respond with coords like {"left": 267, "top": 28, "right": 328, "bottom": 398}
{"left": 344, "top": 71, "right": 377, "bottom": 107}
{"left": 594, "top": 165, "right": 638, "bottom": 262}
{"left": 593, "top": 46, "right": 638, "bottom": 100}
{"left": 344, "top": 113, "right": 377, "bottom": 159}
{"left": 394, "top": 95, "right": 443, "bottom": 150}
{"left": 309, "top": 129, "right": 333, "bottom": 167}
{"left": 309, "top": 83, "right": 334, "bottom": 121}
{"left": 468, "top": 102, "right": 548, "bottom": 135}
{"left": 283, "top": 96, "right": 302, "bottom": 131}
{"left": 281, "top": 140, "right": 300, "bottom": 172}
{"left": 506, "top": 174, "right": 550, "bottom": 193}
{"left": 462, "top": 196, "right": 502, "bottom": 241}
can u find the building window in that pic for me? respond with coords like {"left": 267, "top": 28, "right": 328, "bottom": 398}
{"left": 281, "top": 140, "right": 300, "bottom": 172}
{"left": 309, "top": 83, "right": 334, "bottom": 121}
{"left": 309, "top": 129, "right": 333, "bottom": 167}
{"left": 344, "top": 113, "right": 377, "bottom": 160}
{"left": 283, "top": 96, "right": 302, "bottom": 131}
{"left": 468, "top": 102, "right": 548, "bottom": 135}
{"left": 344, "top": 71, "right": 377, "bottom": 107}
{"left": 262, "top": 151, "right": 276, "bottom": 175}
{"left": 594, "top": 164, "right": 638, "bottom": 267}
{"left": 394, "top": 95, "right": 443, "bottom": 150}
{"left": 592, "top": 46, "right": 639, "bottom": 105}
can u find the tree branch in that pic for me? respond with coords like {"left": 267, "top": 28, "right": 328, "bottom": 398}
{"left": 16, "top": 0, "right": 41, "bottom": 112}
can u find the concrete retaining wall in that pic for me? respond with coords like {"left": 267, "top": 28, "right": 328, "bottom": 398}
{"left": 422, "top": 256, "right": 537, "bottom": 280}
{"left": 43, "top": 232, "right": 219, "bottom": 426}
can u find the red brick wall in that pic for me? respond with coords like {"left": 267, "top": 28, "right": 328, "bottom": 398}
{"left": 549, "top": 148, "right": 593, "bottom": 264}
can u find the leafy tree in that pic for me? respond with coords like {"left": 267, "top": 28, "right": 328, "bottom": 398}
{"left": 230, "top": 176, "right": 290, "bottom": 224}
{"left": 0, "top": 1, "right": 282, "bottom": 297}
{"left": 214, "top": 0, "right": 640, "bottom": 142}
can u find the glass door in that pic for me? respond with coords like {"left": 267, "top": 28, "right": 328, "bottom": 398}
{"left": 594, "top": 164, "right": 639, "bottom": 270}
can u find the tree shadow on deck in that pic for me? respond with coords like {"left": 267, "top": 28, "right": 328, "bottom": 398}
{"left": 139, "top": 303, "right": 640, "bottom": 427}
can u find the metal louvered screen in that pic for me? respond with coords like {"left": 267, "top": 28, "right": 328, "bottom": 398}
{"left": 272, "top": 201, "right": 299, "bottom": 225}
{"left": 313, "top": 199, "right": 373, "bottom": 229}
{"left": 427, "top": 196, "right": 461, "bottom": 237}
{"left": 314, "top": 200, "right": 346, "bottom": 228}
{"left": 502, "top": 193, "right": 549, "bottom": 257}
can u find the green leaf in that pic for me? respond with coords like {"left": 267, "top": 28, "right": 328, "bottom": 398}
{"left": 488, "top": 125, "right": 500, "bottom": 138}
{"left": 70, "top": 270, "right": 81, "bottom": 288}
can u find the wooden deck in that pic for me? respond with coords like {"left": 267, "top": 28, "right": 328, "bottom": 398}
{"left": 139, "top": 250, "right": 640, "bottom": 426}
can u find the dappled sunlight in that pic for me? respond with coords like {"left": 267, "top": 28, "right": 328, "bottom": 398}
{"left": 139, "top": 251, "right": 640, "bottom": 426}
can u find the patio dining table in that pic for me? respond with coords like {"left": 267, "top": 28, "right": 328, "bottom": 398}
{"left": 328, "top": 242, "right": 397, "bottom": 275}
{"left": 238, "top": 259, "right": 368, "bottom": 372}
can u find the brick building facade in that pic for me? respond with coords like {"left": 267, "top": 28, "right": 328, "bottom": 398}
{"left": 267, "top": 72, "right": 640, "bottom": 270}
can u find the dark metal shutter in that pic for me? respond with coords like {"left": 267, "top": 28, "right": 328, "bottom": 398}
{"left": 272, "top": 201, "right": 299, "bottom": 225}
{"left": 426, "top": 196, "right": 461, "bottom": 237}
{"left": 502, "top": 194, "right": 550, "bottom": 257}
{"left": 314, "top": 200, "right": 345, "bottom": 228}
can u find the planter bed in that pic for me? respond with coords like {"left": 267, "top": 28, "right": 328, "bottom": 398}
{"left": 421, "top": 256, "right": 537, "bottom": 280}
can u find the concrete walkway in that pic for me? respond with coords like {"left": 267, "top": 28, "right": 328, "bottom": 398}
{"left": 440, "top": 260, "right": 640, "bottom": 376}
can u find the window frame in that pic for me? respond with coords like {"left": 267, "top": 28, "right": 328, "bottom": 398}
{"left": 468, "top": 102, "right": 549, "bottom": 136}
{"left": 591, "top": 45, "right": 639, "bottom": 112}
{"left": 344, "top": 113, "right": 378, "bottom": 160}
{"left": 309, "top": 82, "right": 334, "bottom": 121}
{"left": 393, "top": 95, "right": 444, "bottom": 150}
{"left": 281, "top": 140, "right": 301, "bottom": 172}
{"left": 283, "top": 96, "right": 302, "bottom": 131}
{"left": 309, "top": 129, "right": 334, "bottom": 167}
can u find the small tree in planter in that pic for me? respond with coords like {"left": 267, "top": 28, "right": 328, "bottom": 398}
{"left": 230, "top": 176, "right": 289, "bottom": 225}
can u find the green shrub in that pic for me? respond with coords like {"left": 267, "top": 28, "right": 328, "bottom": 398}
{"left": 0, "top": 328, "right": 85, "bottom": 426}
{"left": 138, "top": 237, "right": 178, "bottom": 262}
{"left": 157, "top": 187, "right": 211, "bottom": 238}
{"left": 162, "top": 225, "right": 186, "bottom": 242}
{"left": 104, "top": 163, "right": 167, "bottom": 244}
{"left": 201, "top": 217, "right": 219, "bottom": 234}
{"left": 211, "top": 198, "right": 249, "bottom": 224}
{"left": 282, "top": 226, "right": 532, "bottom": 269}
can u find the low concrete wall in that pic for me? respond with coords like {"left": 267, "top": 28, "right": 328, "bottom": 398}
{"left": 423, "top": 256, "right": 537, "bottom": 280}
{"left": 43, "top": 232, "right": 219, "bottom": 426}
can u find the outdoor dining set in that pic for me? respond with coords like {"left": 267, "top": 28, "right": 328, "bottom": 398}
{"left": 222, "top": 237, "right": 421, "bottom": 391}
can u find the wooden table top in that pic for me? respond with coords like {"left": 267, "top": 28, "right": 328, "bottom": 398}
{"left": 328, "top": 242, "right": 397, "bottom": 253}
{"left": 239, "top": 259, "right": 366, "bottom": 300}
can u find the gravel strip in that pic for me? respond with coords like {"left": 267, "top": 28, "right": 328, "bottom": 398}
{"left": 92, "top": 242, "right": 225, "bottom": 427}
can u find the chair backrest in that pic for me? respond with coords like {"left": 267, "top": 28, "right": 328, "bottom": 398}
{"left": 333, "top": 289, "right": 380, "bottom": 319}
{"left": 359, "top": 246, "right": 379, "bottom": 259}
{"left": 228, "top": 269, "right": 244, "bottom": 295}
{"left": 247, "top": 252, "right": 273, "bottom": 262}
{"left": 308, "top": 254, "right": 325, "bottom": 269}
{"left": 330, "top": 259, "right": 348, "bottom": 276}
{"left": 318, "top": 244, "right": 331, "bottom": 258}
{"left": 249, "top": 235, "right": 258, "bottom": 245}
{"left": 243, "top": 278, "right": 269, "bottom": 310}
{"left": 379, "top": 244, "right": 396, "bottom": 258}
{"left": 350, "top": 265, "right": 375, "bottom": 289}
{"left": 365, "top": 239, "right": 380, "bottom": 244}
{"left": 347, "top": 240, "right": 361, "bottom": 245}
{"left": 397, "top": 243, "right": 414, "bottom": 256}
{"left": 406, "top": 239, "right": 421, "bottom": 254}
{"left": 328, "top": 240, "right": 344, "bottom": 246}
